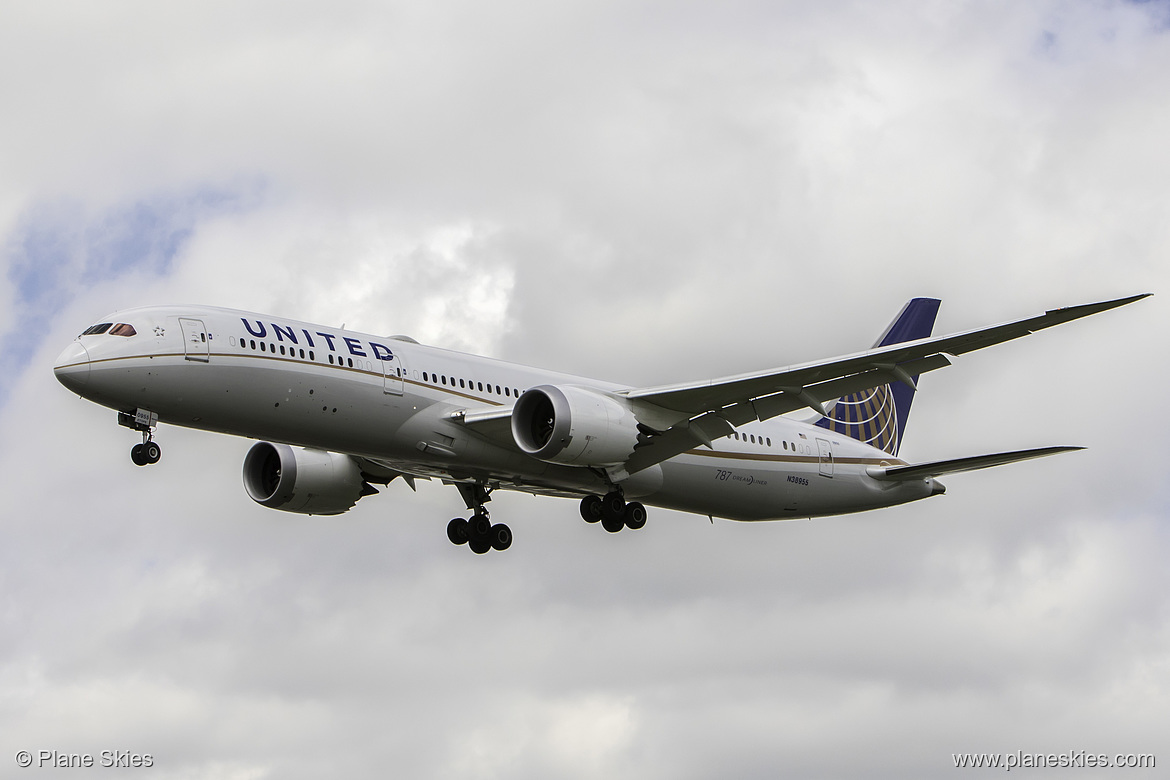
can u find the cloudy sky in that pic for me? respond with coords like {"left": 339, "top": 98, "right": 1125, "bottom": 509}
{"left": 2, "top": 1, "right": 1168, "bottom": 777}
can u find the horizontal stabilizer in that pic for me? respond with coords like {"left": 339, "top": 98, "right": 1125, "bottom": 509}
{"left": 866, "top": 446, "right": 1084, "bottom": 481}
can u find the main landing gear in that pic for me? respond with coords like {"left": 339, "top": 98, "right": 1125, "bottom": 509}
{"left": 444, "top": 484, "right": 646, "bottom": 552}
{"left": 118, "top": 409, "right": 161, "bottom": 466}
{"left": 448, "top": 483, "right": 512, "bottom": 554}
{"left": 579, "top": 490, "right": 647, "bottom": 533}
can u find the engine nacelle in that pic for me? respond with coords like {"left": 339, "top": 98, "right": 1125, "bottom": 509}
{"left": 242, "top": 442, "right": 370, "bottom": 515}
{"left": 512, "top": 384, "right": 640, "bottom": 467}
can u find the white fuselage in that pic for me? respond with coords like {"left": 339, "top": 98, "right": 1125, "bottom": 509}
{"left": 54, "top": 305, "right": 937, "bottom": 521}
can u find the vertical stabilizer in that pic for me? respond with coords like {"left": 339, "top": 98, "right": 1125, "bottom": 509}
{"left": 815, "top": 298, "right": 941, "bottom": 456}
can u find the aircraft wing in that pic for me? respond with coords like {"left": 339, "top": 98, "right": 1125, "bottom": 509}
{"left": 616, "top": 294, "right": 1147, "bottom": 475}
{"left": 624, "top": 294, "right": 1147, "bottom": 415}
{"left": 864, "top": 446, "right": 1084, "bottom": 481}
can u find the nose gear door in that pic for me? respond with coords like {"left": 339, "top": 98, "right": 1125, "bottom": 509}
{"left": 179, "top": 318, "right": 210, "bottom": 362}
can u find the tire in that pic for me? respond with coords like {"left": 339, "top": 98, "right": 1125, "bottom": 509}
{"left": 469, "top": 512, "right": 492, "bottom": 541}
{"left": 447, "top": 517, "right": 470, "bottom": 545}
{"left": 601, "top": 514, "right": 624, "bottom": 533}
{"left": 469, "top": 538, "right": 491, "bottom": 554}
{"left": 623, "top": 501, "right": 647, "bottom": 530}
{"left": 580, "top": 494, "right": 603, "bottom": 523}
{"left": 144, "top": 441, "right": 161, "bottom": 464}
{"left": 601, "top": 491, "right": 625, "bottom": 522}
{"left": 130, "top": 444, "right": 147, "bottom": 466}
{"left": 489, "top": 523, "right": 512, "bottom": 551}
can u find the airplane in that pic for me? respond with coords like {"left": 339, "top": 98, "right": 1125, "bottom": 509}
{"left": 53, "top": 293, "right": 1148, "bottom": 554}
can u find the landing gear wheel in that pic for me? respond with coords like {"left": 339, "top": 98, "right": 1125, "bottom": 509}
{"left": 452, "top": 483, "right": 514, "bottom": 553}
{"left": 143, "top": 441, "right": 161, "bottom": 464}
{"left": 623, "top": 501, "right": 647, "bottom": 530}
{"left": 130, "top": 443, "right": 147, "bottom": 466}
{"left": 469, "top": 512, "right": 492, "bottom": 541}
{"left": 447, "top": 518, "right": 470, "bottom": 545}
{"left": 580, "top": 495, "right": 603, "bottom": 523}
{"left": 602, "top": 514, "right": 625, "bottom": 533}
{"left": 601, "top": 491, "right": 626, "bottom": 522}
{"left": 489, "top": 524, "right": 513, "bottom": 551}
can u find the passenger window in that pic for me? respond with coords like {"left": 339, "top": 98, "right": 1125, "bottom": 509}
{"left": 261, "top": 342, "right": 266, "bottom": 352}
{"left": 280, "top": 345, "right": 286, "bottom": 355}
{"left": 478, "top": 382, "right": 484, "bottom": 392}
{"left": 109, "top": 323, "right": 137, "bottom": 337}
{"left": 309, "top": 350, "right": 314, "bottom": 360}
{"left": 328, "top": 354, "right": 334, "bottom": 364}
{"left": 460, "top": 379, "right": 465, "bottom": 388}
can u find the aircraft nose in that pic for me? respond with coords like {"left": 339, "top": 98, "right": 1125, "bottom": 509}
{"left": 54, "top": 341, "right": 91, "bottom": 393}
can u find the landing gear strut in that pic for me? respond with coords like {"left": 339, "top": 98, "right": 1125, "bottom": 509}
{"left": 449, "top": 483, "right": 512, "bottom": 554}
{"left": 119, "top": 409, "right": 161, "bottom": 466}
{"left": 580, "top": 490, "right": 647, "bottom": 533}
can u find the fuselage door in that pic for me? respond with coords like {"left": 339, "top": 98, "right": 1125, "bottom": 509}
{"left": 383, "top": 355, "right": 405, "bottom": 395}
{"left": 817, "top": 438, "right": 834, "bottom": 477}
{"left": 179, "top": 318, "right": 210, "bottom": 362}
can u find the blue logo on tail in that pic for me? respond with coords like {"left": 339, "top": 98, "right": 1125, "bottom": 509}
{"left": 816, "top": 298, "right": 940, "bottom": 456}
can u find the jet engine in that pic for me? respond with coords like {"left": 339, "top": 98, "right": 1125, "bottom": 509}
{"left": 242, "top": 442, "right": 374, "bottom": 515}
{"left": 511, "top": 384, "right": 640, "bottom": 467}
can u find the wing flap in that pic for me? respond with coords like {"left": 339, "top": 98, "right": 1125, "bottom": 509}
{"left": 750, "top": 353, "right": 954, "bottom": 422}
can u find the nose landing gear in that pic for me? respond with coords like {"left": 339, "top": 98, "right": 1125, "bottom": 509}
{"left": 119, "top": 409, "right": 161, "bottom": 466}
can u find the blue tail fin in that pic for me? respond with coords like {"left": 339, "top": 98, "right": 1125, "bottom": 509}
{"left": 815, "top": 298, "right": 941, "bottom": 456}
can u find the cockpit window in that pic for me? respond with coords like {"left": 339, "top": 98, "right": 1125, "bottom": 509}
{"left": 109, "top": 323, "right": 137, "bottom": 337}
{"left": 82, "top": 323, "right": 113, "bottom": 336}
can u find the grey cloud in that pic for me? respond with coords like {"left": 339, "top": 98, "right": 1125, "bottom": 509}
{"left": 2, "top": 1, "right": 1169, "bottom": 778}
